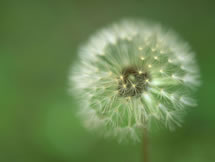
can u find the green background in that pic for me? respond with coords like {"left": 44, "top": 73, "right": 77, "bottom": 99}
{"left": 1, "top": 0, "right": 215, "bottom": 162}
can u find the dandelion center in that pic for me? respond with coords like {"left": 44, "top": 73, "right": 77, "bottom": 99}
{"left": 118, "top": 66, "right": 149, "bottom": 97}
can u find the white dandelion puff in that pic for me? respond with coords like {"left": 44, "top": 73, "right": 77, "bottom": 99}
{"left": 70, "top": 19, "right": 201, "bottom": 142}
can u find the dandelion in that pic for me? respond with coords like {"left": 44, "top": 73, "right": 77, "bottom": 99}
{"left": 70, "top": 19, "right": 200, "bottom": 142}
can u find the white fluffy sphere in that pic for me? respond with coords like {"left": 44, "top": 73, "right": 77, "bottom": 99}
{"left": 70, "top": 19, "right": 200, "bottom": 142}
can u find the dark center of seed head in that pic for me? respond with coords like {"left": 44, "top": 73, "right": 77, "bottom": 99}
{"left": 118, "top": 66, "right": 149, "bottom": 97}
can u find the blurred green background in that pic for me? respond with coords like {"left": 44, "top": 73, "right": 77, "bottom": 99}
{"left": 1, "top": 0, "right": 215, "bottom": 162}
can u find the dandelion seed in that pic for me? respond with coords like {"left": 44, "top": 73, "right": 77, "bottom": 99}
{"left": 138, "top": 47, "right": 143, "bottom": 51}
{"left": 70, "top": 19, "right": 201, "bottom": 142}
{"left": 154, "top": 56, "right": 158, "bottom": 60}
{"left": 145, "top": 79, "right": 149, "bottom": 83}
{"left": 171, "top": 74, "right": 176, "bottom": 79}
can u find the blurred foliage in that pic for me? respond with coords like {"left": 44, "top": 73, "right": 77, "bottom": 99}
{"left": 0, "top": 0, "right": 215, "bottom": 162}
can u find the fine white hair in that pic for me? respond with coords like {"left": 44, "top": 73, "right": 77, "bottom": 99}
{"left": 70, "top": 19, "right": 201, "bottom": 142}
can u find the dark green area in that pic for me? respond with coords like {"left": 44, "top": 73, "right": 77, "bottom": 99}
{"left": 1, "top": 0, "right": 215, "bottom": 161}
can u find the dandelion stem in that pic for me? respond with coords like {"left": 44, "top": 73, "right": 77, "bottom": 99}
{"left": 142, "top": 127, "right": 149, "bottom": 162}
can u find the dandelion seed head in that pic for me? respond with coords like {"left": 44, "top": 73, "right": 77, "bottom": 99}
{"left": 70, "top": 19, "right": 201, "bottom": 142}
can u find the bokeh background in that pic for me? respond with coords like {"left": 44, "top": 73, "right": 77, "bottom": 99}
{"left": 1, "top": 0, "right": 215, "bottom": 162}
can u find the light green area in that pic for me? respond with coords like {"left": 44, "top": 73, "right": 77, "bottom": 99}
{"left": 0, "top": 0, "right": 215, "bottom": 161}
